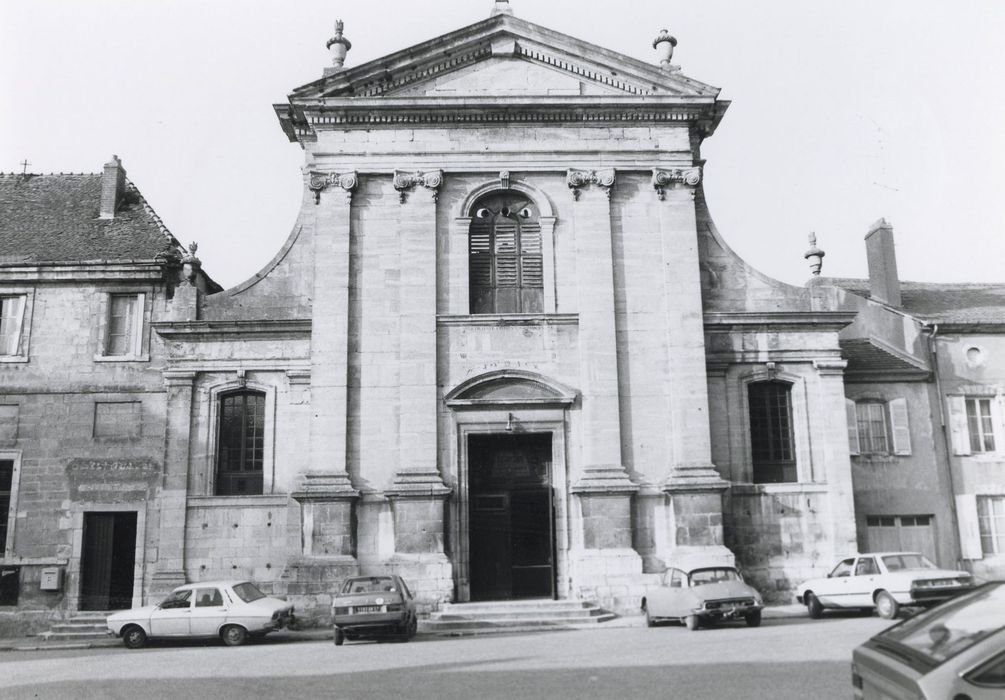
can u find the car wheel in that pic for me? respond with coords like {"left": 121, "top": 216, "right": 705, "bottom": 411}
{"left": 334, "top": 627, "right": 345, "bottom": 646}
{"left": 645, "top": 608, "right": 656, "bottom": 628}
{"left": 745, "top": 610, "right": 762, "bottom": 628}
{"left": 805, "top": 592, "right": 824, "bottom": 619}
{"left": 122, "top": 625, "right": 147, "bottom": 650}
{"left": 407, "top": 615, "right": 418, "bottom": 640}
{"left": 875, "top": 591, "right": 900, "bottom": 620}
{"left": 685, "top": 615, "right": 700, "bottom": 631}
{"left": 221, "top": 625, "right": 247, "bottom": 647}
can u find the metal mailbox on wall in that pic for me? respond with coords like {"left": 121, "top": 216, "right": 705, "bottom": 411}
{"left": 39, "top": 567, "right": 63, "bottom": 591}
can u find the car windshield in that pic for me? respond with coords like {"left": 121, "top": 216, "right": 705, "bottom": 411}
{"left": 341, "top": 577, "right": 397, "bottom": 595}
{"left": 231, "top": 582, "right": 267, "bottom": 603}
{"left": 874, "top": 583, "right": 1005, "bottom": 666}
{"left": 688, "top": 568, "right": 741, "bottom": 586}
{"left": 882, "top": 554, "right": 937, "bottom": 571}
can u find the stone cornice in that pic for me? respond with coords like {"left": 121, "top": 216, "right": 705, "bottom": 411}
{"left": 704, "top": 311, "right": 858, "bottom": 333}
{"left": 277, "top": 99, "right": 717, "bottom": 142}
{"left": 152, "top": 319, "right": 312, "bottom": 341}
{"left": 0, "top": 261, "right": 165, "bottom": 283}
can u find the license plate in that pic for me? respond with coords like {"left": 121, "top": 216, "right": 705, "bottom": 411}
{"left": 353, "top": 605, "right": 381, "bottom": 614}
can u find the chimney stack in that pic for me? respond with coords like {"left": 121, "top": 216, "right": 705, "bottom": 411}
{"left": 100, "top": 155, "right": 126, "bottom": 220}
{"left": 865, "top": 218, "right": 901, "bottom": 307}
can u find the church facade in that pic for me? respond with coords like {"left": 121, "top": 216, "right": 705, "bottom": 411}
{"left": 2, "top": 2, "right": 1002, "bottom": 631}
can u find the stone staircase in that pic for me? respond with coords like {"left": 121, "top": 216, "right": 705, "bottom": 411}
{"left": 37, "top": 613, "right": 114, "bottom": 644}
{"left": 420, "top": 599, "right": 616, "bottom": 637}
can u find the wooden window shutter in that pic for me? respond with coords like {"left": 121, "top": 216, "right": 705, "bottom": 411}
{"left": 992, "top": 394, "right": 1005, "bottom": 454}
{"left": 845, "top": 399, "right": 860, "bottom": 456}
{"left": 889, "top": 398, "right": 912, "bottom": 455}
{"left": 948, "top": 396, "right": 971, "bottom": 456}
{"left": 955, "top": 494, "right": 983, "bottom": 560}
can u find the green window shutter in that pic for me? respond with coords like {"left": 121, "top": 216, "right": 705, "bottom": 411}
{"left": 889, "top": 398, "right": 911, "bottom": 455}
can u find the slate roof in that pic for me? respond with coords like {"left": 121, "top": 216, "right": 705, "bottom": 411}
{"left": 824, "top": 277, "right": 1005, "bottom": 326}
{"left": 0, "top": 173, "right": 183, "bottom": 265}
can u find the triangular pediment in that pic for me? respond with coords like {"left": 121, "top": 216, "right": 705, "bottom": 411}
{"left": 289, "top": 15, "right": 719, "bottom": 102}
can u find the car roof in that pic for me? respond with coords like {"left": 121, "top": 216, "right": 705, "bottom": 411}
{"left": 173, "top": 580, "right": 252, "bottom": 591}
{"left": 839, "top": 552, "right": 925, "bottom": 559}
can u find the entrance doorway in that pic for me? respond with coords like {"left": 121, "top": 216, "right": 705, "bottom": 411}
{"left": 468, "top": 433, "right": 554, "bottom": 601}
{"left": 80, "top": 512, "right": 136, "bottom": 611}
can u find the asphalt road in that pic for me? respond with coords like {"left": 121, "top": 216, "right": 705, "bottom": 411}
{"left": 1, "top": 614, "right": 889, "bottom": 699}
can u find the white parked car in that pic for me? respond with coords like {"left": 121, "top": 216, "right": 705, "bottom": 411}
{"left": 106, "top": 580, "right": 295, "bottom": 649}
{"left": 796, "top": 552, "right": 974, "bottom": 620}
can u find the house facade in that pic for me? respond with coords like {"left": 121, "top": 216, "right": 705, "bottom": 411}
{"left": 2, "top": 3, "right": 1001, "bottom": 633}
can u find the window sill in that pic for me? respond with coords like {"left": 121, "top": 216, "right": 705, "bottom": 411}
{"left": 188, "top": 495, "right": 289, "bottom": 508}
{"left": 0, "top": 356, "right": 28, "bottom": 364}
{"left": 93, "top": 354, "right": 151, "bottom": 363}
{"left": 731, "top": 482, "right": 829, "bottom": 495}
{"left": 852, "top": 454, "right": 902, "bottom": 463}
{"left": 437, "top": 313, "right": 578, "bottom": 327}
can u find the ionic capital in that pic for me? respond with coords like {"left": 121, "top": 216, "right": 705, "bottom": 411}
{"left": 308, "top": 170, "right": 358, "bottom": 205}
{"left": 393, "top": 169, "right": 443, "bottom": 203}
{"left": 652, "top": 166, "right": 702, "bottom": 200}
{"left": 567, "top": 168, "right": 616, "bottom": 201}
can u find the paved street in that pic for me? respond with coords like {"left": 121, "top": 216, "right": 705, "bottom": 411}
{"left": 0, "top": 614, "right": 888, "bottom": 699}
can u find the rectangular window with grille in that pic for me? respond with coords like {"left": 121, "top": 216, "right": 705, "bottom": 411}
{"left": 857, "top": 402, "right": 889, "bottom": 454}
{"left": 748, "top": 381, "right": 796, "bottom": 483}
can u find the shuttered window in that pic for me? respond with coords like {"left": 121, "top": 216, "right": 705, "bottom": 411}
{"left": 846, "top": 398, "right": 911, "bottom": 456}
{"left": 469, "top": 193, "right": 544, "bottom": 314}
{"left": 748, "top": 381, "right": 796, "bottom": 483}
{"left": 216, "top": 391, "right": 265, "bottom": 496}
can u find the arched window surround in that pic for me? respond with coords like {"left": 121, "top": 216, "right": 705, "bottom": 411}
{"left": 448, "top": 178, "right": 557, "bottom": 315}
{"left": 734, "top": 369, "right": 815, "bottom": 485}
{"left": 202, "top": 379, "right": 277, "bottom": 497}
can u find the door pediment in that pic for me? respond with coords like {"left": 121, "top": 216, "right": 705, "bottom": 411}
{"left": 445, "top": 370, "right": 576, "bottom": 408}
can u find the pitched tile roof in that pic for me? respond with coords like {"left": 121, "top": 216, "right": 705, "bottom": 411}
{"left": 823, "top": 277, "right": 1005, "bottom": 326}
{"left": 0, "top": 173, "right": 183, "bottom": 264}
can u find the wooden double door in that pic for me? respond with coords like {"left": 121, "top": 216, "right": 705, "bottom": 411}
{"left": 469, "top": 433, "right": 555, "bottom": 601}
{"left": 80, "top": 512, "right": 136, "bottom": 611}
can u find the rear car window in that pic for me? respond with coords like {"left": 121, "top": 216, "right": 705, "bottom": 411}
{"left": 881, "top": 554, "right": 936, "bottom": 571}
{"left": 231, "top": 582, "right": 267, "bottom": 603}
{"left": 871, "top": 583, "right": 1005, "bottom": 667}
{"left": 342, "top": 577, "right": 397, "bottom": 595}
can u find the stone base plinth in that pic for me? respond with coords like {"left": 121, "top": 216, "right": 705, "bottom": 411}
{"left": 385, "top": 470, "right": 451, "bottom": 555}
{"left": 279, "top": 555, "right": 360, "bottom": 626}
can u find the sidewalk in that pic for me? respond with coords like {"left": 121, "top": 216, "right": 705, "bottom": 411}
{"left": 0, "top": 604, "right": 809, "bottom": 652}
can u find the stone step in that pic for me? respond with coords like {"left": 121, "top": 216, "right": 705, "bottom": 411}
{"left": 48, "top": 622, "right": 109, "bottom": 633}
{"left": 421, "top": 614, "right": 616, "bottom": 635}
{"left": 437, "top": 599, "right": 594, "bottom": 614}
{"left": 39, "top": 630, "right": 114, "bottom": 642}
{"left": 431, "top": 607, "right": 606, "bottom": 621}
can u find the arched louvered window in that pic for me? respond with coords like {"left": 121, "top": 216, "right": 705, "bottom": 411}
{"left": 216, "top": 391, "right": 265, "bottom": 496}
{"left": 469, "top": 193, "right": 544, "bottom": 314}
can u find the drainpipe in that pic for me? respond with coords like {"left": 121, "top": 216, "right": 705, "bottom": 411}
{"left": 925, "top": 323, "right": 966, "bottom": 570}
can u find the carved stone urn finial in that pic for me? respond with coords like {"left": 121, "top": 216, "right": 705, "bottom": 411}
{"left": 492, "top": 0, "right": 514, "bottom": 16}
{"left": 181, "top": 242, "right": 202, "bottom": 284}
{"left": 326, "top": 19, "right": 352, "bottom": 70}
{"left": 804, "top": 232, "right": 826, "bottom": 276}
{"left": 653, "top": 29, "right": 679, "bottom": 71}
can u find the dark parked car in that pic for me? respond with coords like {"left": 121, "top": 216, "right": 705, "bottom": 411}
{"left": 852, "top": 581, "right": 1005, "bottom": 699}
{"left": 641, "top": 559, "right": 764, "bottom": 631}
{"left": 331, "top": 575, "right": 418, "bottom": 646}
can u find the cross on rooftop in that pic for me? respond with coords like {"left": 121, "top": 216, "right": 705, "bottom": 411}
{"left": 19, "top": 159, "right": 30, "bottom": 175}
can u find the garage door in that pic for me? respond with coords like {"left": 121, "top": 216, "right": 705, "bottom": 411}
{"left": 865, "top": 515, "right": 937, "bottom": 563}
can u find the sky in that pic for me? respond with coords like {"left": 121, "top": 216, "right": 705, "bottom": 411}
{"left": 2, "top": 0, "right": 1003, "bottom": 290}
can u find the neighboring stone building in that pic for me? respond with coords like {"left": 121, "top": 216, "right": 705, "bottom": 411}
{"left": 0, "top": 158, "right": 219, "bottom": 634}
{"left": 819, "top": 220, "right": 1005, "bottom": 584}
{"left": 2, "top": 2, "right": 1002, "bottom": 632}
